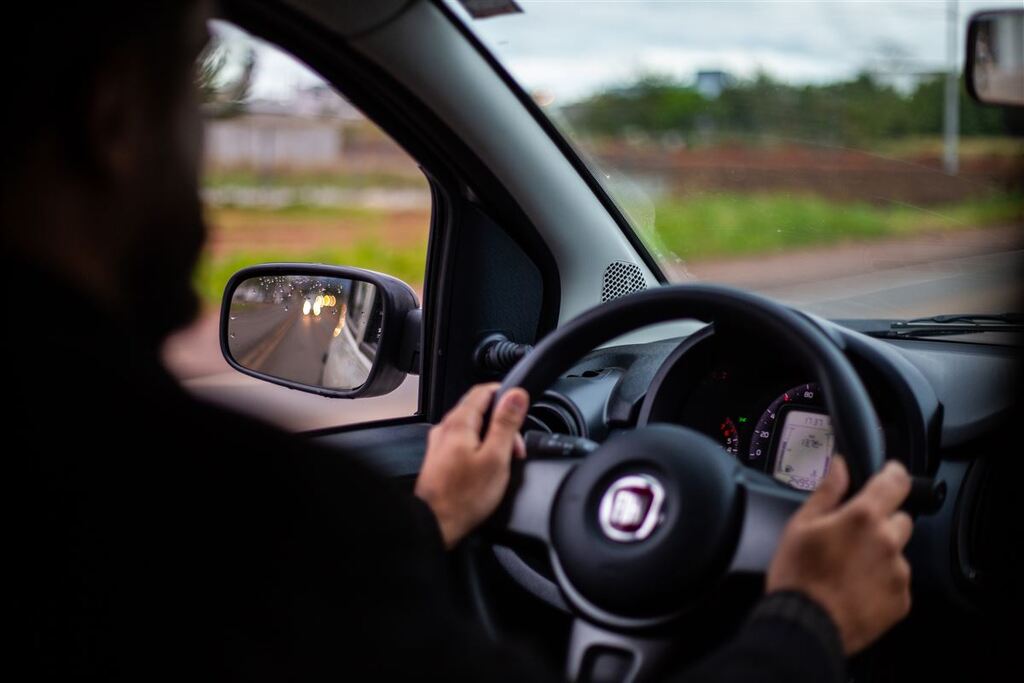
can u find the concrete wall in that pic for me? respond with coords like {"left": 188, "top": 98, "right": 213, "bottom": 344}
{"left": 204, "top": 114, "right": 343, "bottom": 170}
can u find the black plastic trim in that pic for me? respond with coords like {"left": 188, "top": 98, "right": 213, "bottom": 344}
{"left": 308, "top": 421, "right": 431, "bottom": 479}
{"left": 301, "top": 413, "right": 424, "bottom": 438}
{"left": 636, "top": 325, "right": 717, "bottom": 426}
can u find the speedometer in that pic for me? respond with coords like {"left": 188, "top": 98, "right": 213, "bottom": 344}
{"left": 748, "top": 383, "right": 835, "bottom": 491}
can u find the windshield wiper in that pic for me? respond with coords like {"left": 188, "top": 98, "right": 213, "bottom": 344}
{"left": 901, "top": 313, "right": 1024, "bottom": 326}
{"left": 836, "top": 314, "right": 1024, "bottom": 340}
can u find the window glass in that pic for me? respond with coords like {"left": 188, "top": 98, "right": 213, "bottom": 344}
{"left": 469, "top": 1, "right": 1022, "bottom": 330}
{"left": 163, "top": 20, "right": 430, "bottom": 430}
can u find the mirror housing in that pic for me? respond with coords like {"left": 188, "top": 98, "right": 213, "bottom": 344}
{"left": 220, "top": 263, "right": 420, "bottom": 399}
{"left": 966, "top": 9, "right": 1024, "bottom": 108}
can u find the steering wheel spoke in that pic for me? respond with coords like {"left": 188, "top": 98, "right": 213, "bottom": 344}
{"left": 566, "top": 618, "right": 674, "bottom": 683}
{"left": 727, "top": 468, "right": 807, "bottom": 574}
{"left": 502, "top": 458, "right": 577, "bottom": 542}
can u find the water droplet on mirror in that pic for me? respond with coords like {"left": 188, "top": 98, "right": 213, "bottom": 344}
{"left": 229, "top": 333, "right": 236, "bottom": 339}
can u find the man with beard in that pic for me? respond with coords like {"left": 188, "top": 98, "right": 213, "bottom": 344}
{"left": 6, "top": 2, "right": 914, "bottom": 681}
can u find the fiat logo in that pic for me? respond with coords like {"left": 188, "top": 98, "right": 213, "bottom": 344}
{"left": 598, "top": 474, "right": 666, "bottom": 542}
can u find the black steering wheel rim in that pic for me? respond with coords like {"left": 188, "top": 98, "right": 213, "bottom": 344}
{"left": 479, "top": 284, "right": 885, "bottom": 680}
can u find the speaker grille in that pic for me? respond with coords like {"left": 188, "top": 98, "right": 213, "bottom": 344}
{"left": 601, "top": 261, "right": 646, "bottom": 302}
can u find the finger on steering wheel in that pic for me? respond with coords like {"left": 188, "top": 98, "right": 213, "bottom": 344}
{"left": 445, "top": 383, "right": 501, "bottom": 435}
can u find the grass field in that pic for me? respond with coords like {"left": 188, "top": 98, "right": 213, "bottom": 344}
{"left": 194, "top": 190, "right": 1021, "bottom": 308}
{"left": 195, "top": 233, "right": 429, "bottom": 306}
{"left": 642, "top": 192, "right": 1023, "bottom": 262}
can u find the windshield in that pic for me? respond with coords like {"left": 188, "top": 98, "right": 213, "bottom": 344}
{"left": 463, "top": 1, "right": 1023, "bottom": 330}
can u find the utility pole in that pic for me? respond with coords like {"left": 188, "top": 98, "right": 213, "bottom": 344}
{"left": 944, "top": 0, "right": 959, "bottom": 175}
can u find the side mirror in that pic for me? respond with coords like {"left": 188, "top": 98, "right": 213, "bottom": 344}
{"left": 966, "top": 9, "right": 1024, "bottom": 108}
{"left": 220, "top": 264, "right": 420, "bottom": 398}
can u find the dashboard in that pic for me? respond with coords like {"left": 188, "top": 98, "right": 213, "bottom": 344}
{"left": 318, "top": 318, "right": 1021, "bottom": 670}
{"left": 635, "top": 327, "right": 906, "bottom": 491}
{"left": 659, "top": 372, "right": 835, "bottom": 491}
{"left": 476, "top": 319, "right": 1019, "bottom": 618}
{"left": 543, "top": 324, "right": 935, "bottom": 492}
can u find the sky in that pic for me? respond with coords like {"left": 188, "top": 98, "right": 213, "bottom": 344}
{"left": 215, "top": 1, "right": 1022, "bottom": 105}
{"left": 467, "top": 0, "right": 1023, "bottom": 101}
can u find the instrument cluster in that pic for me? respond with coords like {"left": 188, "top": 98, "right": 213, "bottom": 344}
{"left": 637, "top": 331, "right": 896, "bottom": 491}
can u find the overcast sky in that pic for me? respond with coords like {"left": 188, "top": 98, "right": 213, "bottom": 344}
{"left": 468, "top": 0, "right": 1022, "bottom": 101}
{"left": 219, "top": 1, "right": 1021, "bottom": 104}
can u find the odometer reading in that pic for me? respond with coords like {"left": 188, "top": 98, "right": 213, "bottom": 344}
{"left": 774, "top": 410, "right": 834, "bottom": 490}
{"left": 748, "top": 383, "right": 832, "bottom": 490}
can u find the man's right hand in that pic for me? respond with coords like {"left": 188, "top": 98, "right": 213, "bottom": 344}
{"left": 414, "top": 384, "right": 529, "bottom": 549}
{"left": 766, "top": 457, "right": 914, "bottom": 656}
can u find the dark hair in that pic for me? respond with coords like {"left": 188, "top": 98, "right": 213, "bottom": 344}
{"left": 1, "top": 2, "right": 198, "bottom": 179}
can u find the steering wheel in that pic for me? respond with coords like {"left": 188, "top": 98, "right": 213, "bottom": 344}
{"left": 484, "top": 284, "right": 885, "bottom": 682}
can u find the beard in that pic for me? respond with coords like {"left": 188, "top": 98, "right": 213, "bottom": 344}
{"left": 117, "top": 179, "right": 207, "bottom": 348}
{"left": 111, "top": 81, "right": 210, "bottom": 349}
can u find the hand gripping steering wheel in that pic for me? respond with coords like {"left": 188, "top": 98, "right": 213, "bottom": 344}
{"left": 485, "top": 284, "right": 884, "bottom": 682}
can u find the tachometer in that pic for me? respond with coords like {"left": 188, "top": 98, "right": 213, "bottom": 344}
{"left": 749, "top": 383, "right": 834, "bottom": 490}
{"left": 719, "top": 417, "right": 740, "bottom": 456}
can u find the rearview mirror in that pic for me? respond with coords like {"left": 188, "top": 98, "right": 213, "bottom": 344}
{"left": 966, "top": 9, "right": 1024, "bottom": 108}
{"left": 221, "top": 264, "right": 420, "bottom": 398}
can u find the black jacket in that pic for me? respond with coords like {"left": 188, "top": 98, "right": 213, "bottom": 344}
{"left": 12, "top": 256, "right": 844, "bottom": 682}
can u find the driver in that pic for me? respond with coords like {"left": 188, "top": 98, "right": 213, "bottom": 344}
{"left": 6, "top": 2, "right": 913, "bottom": 681}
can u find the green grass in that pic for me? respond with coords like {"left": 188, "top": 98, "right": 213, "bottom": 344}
{"left": 646, "top": 192, "right": 1022, "bottom": 261}
{"left": 194, "top": 241, "right": 427, "bottom": 307}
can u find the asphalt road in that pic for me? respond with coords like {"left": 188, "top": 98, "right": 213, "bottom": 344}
{"left": 763, "top": 247, "right": 1022, "bottom": 319}
{"left": 232, "top": 302, "right": 338, "bottom": 387}
{"left": 164, "top": 227, "right": 1021, "bottom": 432}
{"left": 691, "top": 226, "right": 1023, "bottom": 319}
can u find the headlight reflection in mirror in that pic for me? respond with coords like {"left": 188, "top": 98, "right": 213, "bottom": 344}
{"left": 226, "top": 274, "right": 383, "bottom": 391}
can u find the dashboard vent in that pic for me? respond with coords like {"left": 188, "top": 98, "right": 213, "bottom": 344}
{"left": 523, "top": 398, "right": 581, "bottom": 436}
{"left": 956, "top": 454, "right": 1018, "bottom": 595}
{"left": 601, "top": 261, "right": 646, "bottom": 302}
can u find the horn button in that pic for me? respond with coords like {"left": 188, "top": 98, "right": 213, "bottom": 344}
{"left": 550, "top": 425, "right": 742, "bottom": 620}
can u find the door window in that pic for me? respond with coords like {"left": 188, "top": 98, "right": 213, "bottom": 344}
{"left": 163, "top": 20, "right": 430, "bottom": 431}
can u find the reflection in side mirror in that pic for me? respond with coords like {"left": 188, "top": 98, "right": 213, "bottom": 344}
{"left": 228, "top": 274, "right": 382, "bottom": 391}
{"left": 967, "top": 9, "right": 1024, "bottom": 108}
{"left": 221, "top": 264, "right": 419, "bottom": 399}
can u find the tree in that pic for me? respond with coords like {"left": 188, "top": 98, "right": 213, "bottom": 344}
{"left": 196, "top": 38, "right": 255, "bottom": 118}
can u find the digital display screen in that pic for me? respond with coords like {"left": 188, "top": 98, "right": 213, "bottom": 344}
{"left": 773, "top": 410, "right": 835, "bottom": 491}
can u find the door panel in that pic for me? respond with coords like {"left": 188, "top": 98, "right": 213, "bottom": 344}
{"left": 309, "top": 421, "right": 430, "bottom": 483}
